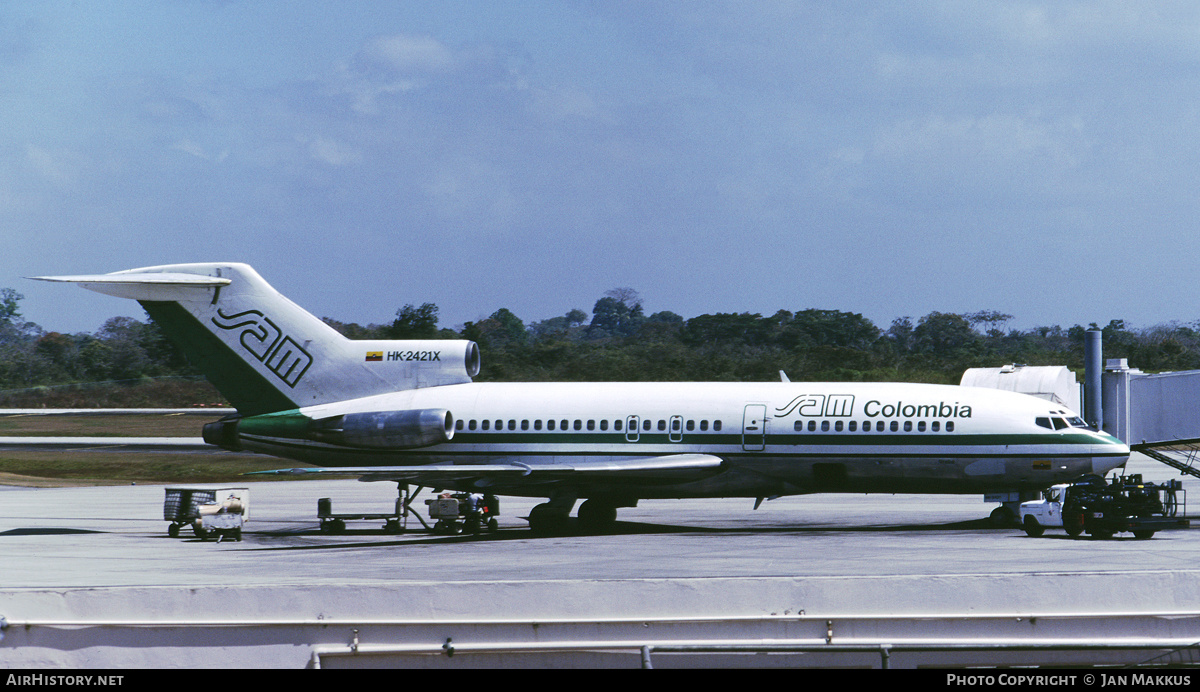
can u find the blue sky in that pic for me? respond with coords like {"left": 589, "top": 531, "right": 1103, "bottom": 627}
{"left": 9, "top": 2, "right": 1200, "bottom": 336}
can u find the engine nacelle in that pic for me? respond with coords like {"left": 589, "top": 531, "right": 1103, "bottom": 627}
{"left": 312, "top": 409, "right": 455, "bottom": 449}
{"left": 352, "top": 339, "right": 481, "bottom": 389}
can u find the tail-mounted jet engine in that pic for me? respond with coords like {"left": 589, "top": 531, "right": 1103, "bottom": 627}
{"left": 311, "top": 409, "right": 455, "bottom": 449}
{"left": 203, "top": 408, "right": 455, "bottom": 452}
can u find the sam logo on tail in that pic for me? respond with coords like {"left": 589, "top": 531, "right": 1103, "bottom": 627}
{"left": 211, "top": 308, "right": 313, "bottom": 388}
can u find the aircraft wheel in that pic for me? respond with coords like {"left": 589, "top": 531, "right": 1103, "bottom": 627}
{"left": 578, "top": 500, "right": 618, "bottom": 532}
{"left": 168, "top": 524, "right": 180, "bottom": 538}
{"left": 1022, "top": 515, "right": 1044, "bottom": 537}
{"left": 528, "top": 503, "right": 571, "bottom": 535}
{"left": 989, "top": 506, "right": 1017, "bottom": 528}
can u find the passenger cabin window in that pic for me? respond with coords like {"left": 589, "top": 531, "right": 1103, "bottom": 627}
{"left": 700, "top": 420, "right": 709, "bottom": 431}
{"left": 714, "top": 421, "right": 722, "bottom": 431}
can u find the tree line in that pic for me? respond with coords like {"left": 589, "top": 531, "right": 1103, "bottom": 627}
{"left": 4, "top": 285, "right": 1200, "bottom": 406}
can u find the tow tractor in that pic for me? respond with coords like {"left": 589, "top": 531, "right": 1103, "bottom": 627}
{"left": 1019, "top": 474, "right": 1189, "bottom": 539}
{"left": 425, "top": 492, "right": 500, "bottom": 535}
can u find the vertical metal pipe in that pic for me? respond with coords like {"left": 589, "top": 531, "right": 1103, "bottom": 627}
{"left": 1085, "top": 330, "right": 1103, "bottom": 429}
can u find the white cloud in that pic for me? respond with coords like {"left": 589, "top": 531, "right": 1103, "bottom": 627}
{"left": 306, "top": 136, "right": 361, "bottom": 167}
{"left": 358, "top": 34, "right": 457, "bottom": 75}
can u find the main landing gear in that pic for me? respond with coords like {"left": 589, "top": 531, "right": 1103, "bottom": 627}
{"left": 527, "top": 497, "right": 628, "bottom": 534}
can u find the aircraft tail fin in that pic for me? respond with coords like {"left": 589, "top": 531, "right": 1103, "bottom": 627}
{"left": 32, "top": 263, "right": 479, "bottom": 416}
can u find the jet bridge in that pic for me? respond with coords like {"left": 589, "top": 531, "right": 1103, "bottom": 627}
{"left": 1102, "top": 360, "right": 1200, "bottom": 478}
{"left": 963, "top": 350, "right": 1200, "bottom": 479}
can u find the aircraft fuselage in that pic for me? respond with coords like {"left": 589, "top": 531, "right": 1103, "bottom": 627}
{"left": 231, "top": 380, "right": 1129, "bottom": 499}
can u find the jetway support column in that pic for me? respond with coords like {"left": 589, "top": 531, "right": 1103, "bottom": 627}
{"left": 1086, "top": 329, "right": 1103, "bottom": 429}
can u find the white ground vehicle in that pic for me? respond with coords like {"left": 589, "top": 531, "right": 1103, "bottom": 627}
{"left": 1019, "top": 475, "right": 1186, "bottom": 539}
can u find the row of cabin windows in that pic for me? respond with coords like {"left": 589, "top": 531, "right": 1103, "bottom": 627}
{"left": 456, "top": 418, "right": 724, "bottom": 433}
{"left": 794, "top": 419, "right": 956, "bottom": 433}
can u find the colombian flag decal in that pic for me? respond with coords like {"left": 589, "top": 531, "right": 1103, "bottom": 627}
{"left": 366, "top": 351, "right": 383, "bottom": 362}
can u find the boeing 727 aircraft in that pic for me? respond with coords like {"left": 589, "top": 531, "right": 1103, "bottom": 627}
{"left": 34, "top": 263, "right": 1130, "bottom": 531}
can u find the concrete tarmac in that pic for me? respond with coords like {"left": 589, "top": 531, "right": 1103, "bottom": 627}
{"left": 2, "top": 453, "right": 1200, "bottom": 668}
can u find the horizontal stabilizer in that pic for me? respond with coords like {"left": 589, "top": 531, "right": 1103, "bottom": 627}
{"left": 29, "top": 272, "right": 231, "bottom": 301}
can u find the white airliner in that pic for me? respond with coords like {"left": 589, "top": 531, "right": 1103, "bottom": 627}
{"left": 33, "top": 263, "right": 1130, "bottom": 531}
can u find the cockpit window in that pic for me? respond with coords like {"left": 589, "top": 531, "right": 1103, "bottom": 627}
{"left": 1041, "top": 414, "right": 1087, "bottom": 430}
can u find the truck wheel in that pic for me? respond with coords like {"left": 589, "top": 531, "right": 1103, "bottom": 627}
{"left": 1023, "top": 515, "right": 1045, "bottom": 537}
{"left": 1064, "top": 511, "right": 1085, "bottom": 538}
{"left": 1133, "top": 530, "right": 1156, "bottom": 539}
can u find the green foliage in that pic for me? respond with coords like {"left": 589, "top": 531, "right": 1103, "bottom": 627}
{"left": 389, "top": 302, "right": 440, "bottom": 339}
{"left": 14, "top": 279, "right": 1200, "bottom": 408}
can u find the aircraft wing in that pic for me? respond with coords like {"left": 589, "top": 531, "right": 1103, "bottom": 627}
{"left": 247, "top": 453, "right": 726, "bottom": 487}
